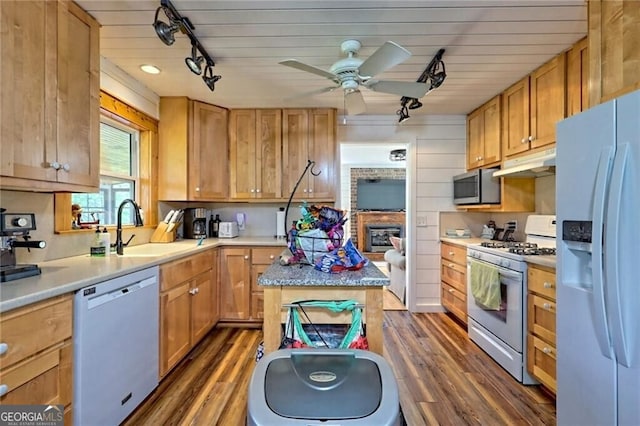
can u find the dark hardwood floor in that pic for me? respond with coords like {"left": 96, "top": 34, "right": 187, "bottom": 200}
{"left": 123, "top": 312, "right": 556, "bottom": 425}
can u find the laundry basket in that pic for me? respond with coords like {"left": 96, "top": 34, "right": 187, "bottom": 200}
{"left": 247, "top": 348, "right": 401, "bottom": 425}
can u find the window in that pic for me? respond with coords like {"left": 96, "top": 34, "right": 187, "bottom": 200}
{"left": 54, "top": 91, "right": 158, "bottom": 233}
{"left": 71, "top": 119, "right": 140, "bottom": 227}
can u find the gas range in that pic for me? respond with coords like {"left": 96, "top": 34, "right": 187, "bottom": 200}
{"left": 468, "top": 215, "right": 556, "bottom": 268}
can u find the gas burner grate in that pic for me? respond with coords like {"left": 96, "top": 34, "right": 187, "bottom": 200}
{"left": 508, "top": 247, "right": 556, "bottom": 256}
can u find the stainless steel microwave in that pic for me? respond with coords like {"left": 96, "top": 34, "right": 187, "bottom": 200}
{"left": 453, "top": 168, "right": 501, "bottom": 205}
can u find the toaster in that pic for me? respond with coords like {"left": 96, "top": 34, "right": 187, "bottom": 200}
{"left": 218, "top": 222, "right": 239, "bottom": 238}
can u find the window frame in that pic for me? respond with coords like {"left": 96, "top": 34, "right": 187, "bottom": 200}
{"left": 54, "top": 91, "right": 158, "bottom": 233}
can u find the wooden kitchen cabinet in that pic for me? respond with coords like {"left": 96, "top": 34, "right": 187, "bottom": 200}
{"left": 588, "top": 1, "right": 640, "bottom": 106}
{"left": 0, "top": 295, "right": 73, "bottom": 419}
{"left": 566, "top": 37, "right": 589, "bottom": 117}
{"left": 229, "top": 109, "right": 282, "bottom": 199}
{"left": 502, "top": 55, "right": 566, "bottom": 158}
{"left": 219, "top": 246, "right": 282, "bottom": 322}
{"left": 158, "top": 97, "right": 229, "bottom": 201}
{"left": 0, "top": 0, "right": 100, "bottom": 193}
{"left": 527, "top": 264, "right": 557, "bottom": 394}
{"left": 159, "top": 249, "right": 217, "bottom": 377}
{"left": 282, "top": 109, "right": 337, "bottom": 201}
{"left": 440, "top": 242, "right": 467, "bottom": 324}
{"left": 467, "top": 95, "right": 501, "bottom": 170}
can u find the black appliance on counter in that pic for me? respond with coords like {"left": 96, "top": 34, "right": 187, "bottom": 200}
{"left": 0, "top": 209, "right": 46, "bottom": 282}
{"left": 183, "top": 208, "right": 207, "bottom": 239}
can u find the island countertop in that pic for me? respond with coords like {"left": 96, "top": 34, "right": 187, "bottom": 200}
{"left": 258, "top": 260, "right": 390, "bottom": 287}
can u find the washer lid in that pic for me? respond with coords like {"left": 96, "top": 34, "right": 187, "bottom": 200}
{"left": 265, "top": 352, "right": 382, "bottom": 420}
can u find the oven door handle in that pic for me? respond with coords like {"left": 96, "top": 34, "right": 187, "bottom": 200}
{"left": 467, "top": 259, "right": 522, "bottom": 282}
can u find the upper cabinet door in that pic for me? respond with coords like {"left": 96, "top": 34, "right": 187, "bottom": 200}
{"left": 307, "top": 109, "right": 336, "bottom": 200}
{"left": 282, "top": 109, "right": 310, "bottom": 200}
{"left": 255, "top": 109, "right": 282, "bottom": 199}
{"left": 229, "top": 109, "right": 258, "bottom": 199}
{"left": 567, "top": 37, "right": 589, "bottom": 117}
{"left": 529, "top": 54, "right": 566, "bottom": 150}
{"left": 189, "top": 101, "right": 228, "bottom": 200}
{"left": 55, "top": 1, "right": 100, "bottom": 188}
{"left": 502, "top": 77, "right": 530, "bottom": 158}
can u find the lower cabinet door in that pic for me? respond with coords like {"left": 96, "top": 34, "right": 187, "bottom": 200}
{"left": 191, "top": 269, "right": 215, "bottom": 345}
{"left": 159, "top": 282, "right": 191, "bottom": 377}
{"left": 441, "top": 282, "right": 467, "bottom": 324}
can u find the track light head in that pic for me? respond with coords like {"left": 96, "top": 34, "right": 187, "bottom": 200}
{"left": 429, "top": 60, "right": 446, "bottom": 89}
{"left": 397, "top": 106, "right": 410, "bottom": 123}
{"left": 407, "top": 98, "right": 423, "bottom": 110}
{"left": 202, "top": 66, "right": 221, "bottom": 91}
{"left": 185, "top": 45, "right": 205, "bottom": 75}
{"left": 153, "top": 7, "right": 179, "bottom": 46}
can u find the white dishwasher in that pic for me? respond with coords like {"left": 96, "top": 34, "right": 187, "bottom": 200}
{"left": 74, "top": 266, "right": 159, "bottom": 426}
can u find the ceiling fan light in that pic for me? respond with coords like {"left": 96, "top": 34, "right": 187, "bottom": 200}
{"left": 202, "top": 66, "right": 222, "bottom": 91}
{"left": 185, "top": 45, "right": 204, "bottom": 75}
{"left": 407, "top": 98, "right": 422, "bottom": 110}
{"left": 153, "top": 7, "right": 179, "bottom": 46}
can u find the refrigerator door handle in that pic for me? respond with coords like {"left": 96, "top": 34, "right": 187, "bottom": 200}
{"left": 605, "top": 143, "right": 632, "bottom": 367}
{"left": 592, "top": 146, "right": 614, "bottom": 359}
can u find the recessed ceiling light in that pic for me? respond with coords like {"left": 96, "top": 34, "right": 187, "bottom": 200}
{"left": 140, "top": 64, "right": 161, "bottom": 74}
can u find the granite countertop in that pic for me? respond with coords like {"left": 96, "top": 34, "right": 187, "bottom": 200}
{"left": 0, "top": 237, "right": 286, "bottom": 313}
{"left": 258, "top": 260, "right": 390, "bottom": 287}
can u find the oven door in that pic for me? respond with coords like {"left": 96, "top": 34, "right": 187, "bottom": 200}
{"left": 466, "top": 258, "right": 524, "bottom": 352}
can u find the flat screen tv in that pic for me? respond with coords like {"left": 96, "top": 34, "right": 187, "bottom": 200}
{"left": 356, "top": 178, "right": 406, "bottom": 211}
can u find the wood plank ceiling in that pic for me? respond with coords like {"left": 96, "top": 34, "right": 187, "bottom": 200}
{"left": 76, "top": 0, "right": 587, "bottom": 116}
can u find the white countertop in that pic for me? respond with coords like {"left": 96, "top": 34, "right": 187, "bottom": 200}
{"left": 1, "top": 237, "right": 286, "bottom": 313}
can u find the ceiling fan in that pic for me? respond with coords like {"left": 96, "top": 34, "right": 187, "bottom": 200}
{"left": 279, "top": 40, "right": 430, "bottom": 115}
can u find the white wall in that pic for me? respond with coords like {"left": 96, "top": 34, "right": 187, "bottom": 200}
{"left": 338, "top": 114, "right": 466, "bottom": 312}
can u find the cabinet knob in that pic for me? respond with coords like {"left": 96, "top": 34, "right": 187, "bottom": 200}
{"left": 528, "top": 135, "right": 534, "bottom": 142}
{"left": 308, "top": 189, "right": 313, "bottom": 193}
{"left": 189, "top": 288, "right": 196, "bottom": 295}
{"left": 448, "top": 251, "right": 454, "bottom": 256}
{"left": 303, "top": 189, "right": 308, "bottom": 193}
{"left": 478, "top": 156, "right": 483, "bottom": 161}
{"left": 244, "top": 255, "right": 249, "bottom": 260}
{"left": 62, "top": 163, "right": 70, "bottom": 172}
{"left": 195, "top": 187, "right": 200, "bottom": 192}
{"left": 0, "top": 342, "right": 7, "bottom": 355}
{"left": 543, "top": 347, "right": 552, "bottom": 355}
{"left": 448, "top": 263, "right": 454, "bottom": 268}
{"left": 250, "top": 189, "right": 255, "bottom": 193}
{"left": 256, "top": 189, "right": 261, "bottom": 193}
{"left": 543, "top": 302, "right": 551, "bottom": 310}
{"left": 0, "top": 384, "right": 7, "bottom": 397}
{"left": 543, "top": 282, "right": 553, "bottom": 289}
{"left": 269, "top": 255, "right": 275, "bottom": 259}
{"left": 521, "top": 138, "right": 526, "bottom": 143}
{"left": 49, "top": 161, "right": 61, "bottom": 170}
{"left": 448, "top": 288, "right": 454, "bottom": 293}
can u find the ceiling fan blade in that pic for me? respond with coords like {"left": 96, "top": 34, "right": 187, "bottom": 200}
{"left": 279, "top": 59, "right": 337, "bottom": 80}
{"left": 283, "top": 85, "right": 339, "bottom": 101}
{"left": 357, "top": 41, "right": 411, "bottom": 78}
{"left": 345, "top": 90, "right": 366, "bottom": 115}
{"left": 366, "top": 80, "right": 429, "bottom": 98}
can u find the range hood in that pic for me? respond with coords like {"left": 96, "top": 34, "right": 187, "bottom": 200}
{"left": 493, "top": 147, "right": 556, "bottom": 178}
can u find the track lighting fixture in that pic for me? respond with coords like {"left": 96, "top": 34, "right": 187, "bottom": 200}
{"left": 153, "top": 0, "right": 221, "bottom": 90}
{"left": 396, "top": 48, "right": 446, "bottom": 119}
{"left": 397, "top": 106, "right": 410, "bottom": 123}
{"left": 407, "top": 98, "right": 422, "bottom": 110}
{"left": 202, "top": 66, "right": 222, "bottom": 92}
{"left": 185, "top": 44, "right": 205, "bottom": 75}
{"left": 389, "top": 149, "right": 407, "bottom": 161}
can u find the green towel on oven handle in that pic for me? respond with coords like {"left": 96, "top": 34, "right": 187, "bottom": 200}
{"left": 469, "top": 260, "right": 501, "bottom": 310}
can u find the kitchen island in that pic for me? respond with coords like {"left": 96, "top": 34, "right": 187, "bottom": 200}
{"left": 259, "top": 260, "right": 389, "bottom": 355}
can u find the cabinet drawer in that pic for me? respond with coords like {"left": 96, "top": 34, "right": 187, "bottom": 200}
{"left": 527, "top": 294, "right": 556, "bottom": 344}
{"left": 252, "top": 247, "right": 282, "bottom": 265}
{"left": 527, "top": 334, "right": 556, "bottom": 393}
{"left": 0, "top": 296, "right": 72, "bottom": 368}
{"left": 0, "top": 342, "right": 72, "bottom": 406}
{"left": 441, "top": 243, "right": 466, "bottom": 265}
{"left": 441, "top": 282, "right": 467, "bottom": 324}
{"left": 441, "top": 261, "right": 466, "bottom": 293}
{"left": 528, "top": 266, "right": 556, "bottom": 300}
{"left": 160, "top": 249, "right": 215, "bottom": 291}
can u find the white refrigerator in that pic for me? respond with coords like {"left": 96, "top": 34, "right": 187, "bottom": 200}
{"left": 556, "top": 89, "right": 640, "bottom": 425}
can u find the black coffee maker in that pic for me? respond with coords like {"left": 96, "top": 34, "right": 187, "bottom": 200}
{"left": 183, "top": 208, "right": 207, "bottom": 239}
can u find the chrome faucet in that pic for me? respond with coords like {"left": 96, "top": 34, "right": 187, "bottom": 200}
{"left": 114, "top": 199, "right": 144, "bottom": 255}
